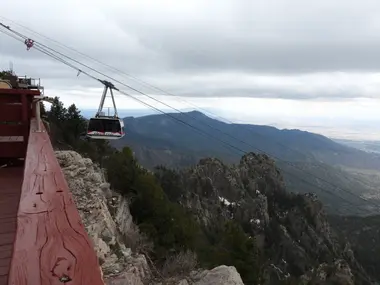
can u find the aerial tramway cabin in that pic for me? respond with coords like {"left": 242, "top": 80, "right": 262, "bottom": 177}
{"left": 86, "top": 80, "right": 125, "bottom": 140}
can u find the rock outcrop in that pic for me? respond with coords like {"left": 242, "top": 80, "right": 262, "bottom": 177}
{"left": 155, "top": 266, "right": 244, "bottom": 285}
{"left": 191, "top": 266, "right": 244, "bottom": 285}
{"left": 299, "top": 259, "right": 355, "bottom": 285}
{"left": 329, "top": 214, "right": 380, "bottom": 283}
{"left": 56, "top": 150, "right": 244, "bottom": 285}
{"left": 170, "top": 153, "right": 372, "bottom": 285}
{"left": 56, "top": 151, "right": 150, "bottom": 284}
{"left": 56, "top": 150, "right": 373, "bottom": 284}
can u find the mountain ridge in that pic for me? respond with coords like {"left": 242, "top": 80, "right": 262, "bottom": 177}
{"left": 118, "top": 110, "right": 380, "bottom": 170}
{"left": 109, "top": 110, "right": 380, "bottom": 216}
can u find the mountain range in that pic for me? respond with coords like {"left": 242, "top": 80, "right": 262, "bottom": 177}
{"left": 45, "top": 101, "right": 380, "bottom": 284}
{"left": 110, "top": 110, "right": 380, "bottom": 216}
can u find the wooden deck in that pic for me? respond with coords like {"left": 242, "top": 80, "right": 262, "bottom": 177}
{"left": 7, "top": 119, "right": 104, "bottom": 285}
{"left": 0, "top": 91, "right": 29, "bottom": 160}
{"left": 0, "top": 88, "right": 31, "bottom": 285}
{"left": 0, "top": 166, "right": 24, "bottom": 285}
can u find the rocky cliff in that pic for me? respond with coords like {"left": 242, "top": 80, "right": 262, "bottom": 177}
{"left": 154, "top": 153, "right": 373, "bottom": 284}
{"left": 329, "top": 214, "right": 380, "bottom": 283}
{"left": 56, "top": 150, "right": 245, "bottom": 285}
{"left": 55, "top": 150, "right": 374, "bottom": 284}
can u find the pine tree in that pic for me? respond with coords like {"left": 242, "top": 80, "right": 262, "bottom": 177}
{"left": 212, "top": 221, "right": 260, "bottom": 284}
{"left": 104, "top": 147, "right": 140, "bottom": 194}
{"left": 48, "top": 96, "right": 67, "bottom": 125}
{"left": 40, "top": 102, "right": 47, "bottom": 118}
{"left": 64, "top": 104, "right": 87, "bottom": 140}
{"left": 0, "top": 70, "right": 13, "bottom": 79}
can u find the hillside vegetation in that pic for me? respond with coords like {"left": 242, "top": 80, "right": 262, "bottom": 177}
{"left": 108, "top": 111, "right": 380, "bottom": 216}
{"left": 41, "top": 97, "right": 380, "bottom": 284}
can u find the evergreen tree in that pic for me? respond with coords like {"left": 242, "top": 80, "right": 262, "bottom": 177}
{"left": 48, "top": 96, "right": 67, "bottom": 125}
{"left": 62, "top": 104, "right": 87, "bottom": 145}
{"left": 105, "top": 147, "right": 140, "bottom": 194}
{"left": 154, "top": 166, "right": 184, "bottom": 202}
{"left": 206, "top": 221, "right": 260, "bottom": 284}
{"left": 40, "top": 102, "right": 47, "bottom": 118}
{"left": 0, "top": 70, "right": 12, "bottom": 78}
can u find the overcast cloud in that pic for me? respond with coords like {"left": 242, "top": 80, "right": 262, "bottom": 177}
{"left": 2, "top": 0, "right": 380, "bottom": 139}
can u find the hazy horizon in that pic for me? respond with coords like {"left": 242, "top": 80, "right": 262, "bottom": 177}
{"left": 3, "top": 1, "right": 380, "bottom": 142}
{"left": 77, "top": 107, "right": 380, "bottom": 142}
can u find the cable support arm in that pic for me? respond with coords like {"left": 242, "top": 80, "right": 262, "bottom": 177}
{"left": 96, "top": 79, "right": 119, "bottom": 117}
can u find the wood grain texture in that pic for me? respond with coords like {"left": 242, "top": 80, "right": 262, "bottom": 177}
{"left": 0, "top": 167, "right": 24, "bottom": 285}
{"left": 8, "top": 119, "right": 105, "bottom": 285}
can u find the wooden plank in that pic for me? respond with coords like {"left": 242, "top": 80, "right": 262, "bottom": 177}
{"left": 0, "top": 221, "right": 16, "bottom": 235}
{"left": 20, "top": 95, "right": 30, "bottom": 142}
{"left": 0, "top": 245, "right": 12, "bottom": 253}
{"left": 0, "top": 259, "right": 10, "bottom": 268}
{"left": 0, "top": 195, "right": 19, "bottom": 203}
{"left": 0, "top": 96, "right": 20, "bottom": 104}
{"left": 0, "top": 191, "right": 20, "bottom": 198}
{"left": 0, "top": 218, "right": 16, "bottom": 227}
{"left": 0, "top": 235, "right": 13, "bottom": 246}
{"left": 0, "top": 125, "right": 25, "bottom": 137}
{"left": 8, "top": 119, "right": 104, "bottom": 285}
{"left": 0, "top": 198, "right": 19, "bottom": 213}
{"left": 0, "top": 249, "right": 12, "bottom": 259}
{"left": 0, "top": 167, "right": 23, "bottom": 285}
{"left": 0, "top": 206, "right": 19, "bottom": 217}
{"left": 0, "top": 104, "right": 22, "bottom": 122}
{"left": 0, "top": 137, "right": 23, "bottom": 142}
{"left": 0, "top": 90, "right": 40, "bottom": 96}
{"left": 0, "top": 142, "right": 26, "bottom": 159}
{"left": 0, "top": 266, "right": 9, "bottom": 276}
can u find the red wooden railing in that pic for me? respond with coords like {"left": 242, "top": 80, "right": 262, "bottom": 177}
{"left": 0, "top": 88, "right": 104, "bottom": 285}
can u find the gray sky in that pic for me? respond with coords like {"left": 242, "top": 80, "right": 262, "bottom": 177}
{"left": 2, "top": 0, "right": 380, "bottom": 139}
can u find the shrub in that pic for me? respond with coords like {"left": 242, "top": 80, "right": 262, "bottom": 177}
{"left": 161, "top": 250, "right": 198, "bottom": 278}
{"left": 124, "top": 224, "right": 154, "bottom": 255}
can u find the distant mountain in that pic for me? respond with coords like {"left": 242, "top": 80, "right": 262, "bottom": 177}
{"left": 79, "top": 109, "right": 161, "bottom": 120}
{"left": 117, "top": 111, "right": 380, "bottom": 169}
{"left": 111, "top": 111, "right": 380, "bottom": 215}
